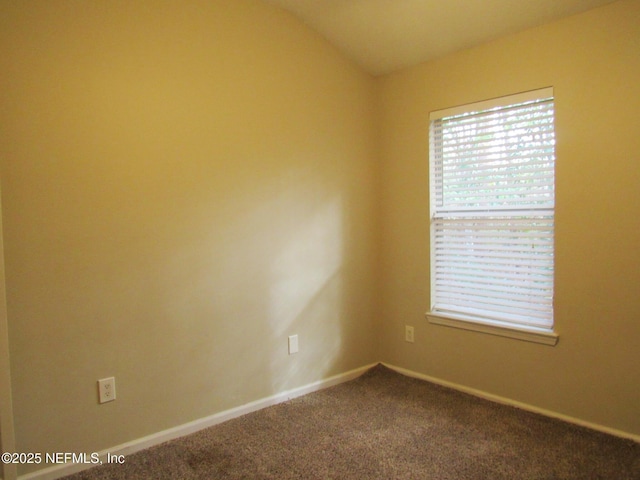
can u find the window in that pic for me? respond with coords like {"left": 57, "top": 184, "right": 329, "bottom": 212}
{"left": 427, "top": 88, "right": 557, "bottom": 345}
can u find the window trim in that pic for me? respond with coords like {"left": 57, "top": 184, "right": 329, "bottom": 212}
{"left": 428, "top": 88, "right": 557, "bottom": 344}
{"left": 426, "top": 312, "right": 558, "bottom": 346}
{"left": 429, "top": 87, "right": 554, "bottom": 122}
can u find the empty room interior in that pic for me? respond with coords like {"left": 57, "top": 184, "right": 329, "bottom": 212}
{"left": 0, "top": 0, "right": 639, "bottom": 478}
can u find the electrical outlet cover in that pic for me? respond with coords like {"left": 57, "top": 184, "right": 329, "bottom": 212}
{"left": 98, "top": 377, "right": 116, "bottom": 404}
{"left": 405, "top": 326, "right": 415, "bottom": 343}
{"left": 288, "top": 335, "right": 299, "bottom": 355}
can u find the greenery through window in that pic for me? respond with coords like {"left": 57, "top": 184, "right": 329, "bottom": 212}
{"left": 428, "top": 88, "right": 555, "bottom": 335}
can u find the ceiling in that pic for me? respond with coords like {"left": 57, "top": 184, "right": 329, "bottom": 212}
{"left": 263, "top": 0, "right": 617, "bottom": 76}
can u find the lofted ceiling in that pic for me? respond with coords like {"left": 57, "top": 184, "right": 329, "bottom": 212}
{"left": 263, "top": 0, "right": 617, "bottom": 76}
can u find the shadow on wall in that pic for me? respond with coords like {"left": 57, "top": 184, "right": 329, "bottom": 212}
{"left": 0, "top": 0, "right": 377, "bottom": 466}
{"left": 152, "top": 162, "right": 355, "bottom": 411}
{"left": 268, "top": 192, "right": 345, "bottom": 392}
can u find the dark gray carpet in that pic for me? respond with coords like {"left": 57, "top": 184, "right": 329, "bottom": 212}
{"left": 62, "top": 364, "right": 639, "bottom": 479}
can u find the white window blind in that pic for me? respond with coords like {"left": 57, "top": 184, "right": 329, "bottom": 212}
{"left": 429, "top": 88, "right": 555, "bottom": 333}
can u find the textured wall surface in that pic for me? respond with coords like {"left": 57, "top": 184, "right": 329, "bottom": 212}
{"left": 377, "top": 0, "right": 640, "bottom": 437}
{"left": 0, "top": 1, "right": 378, "bottom": 474}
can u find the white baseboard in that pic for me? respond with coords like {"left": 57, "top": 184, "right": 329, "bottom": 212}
{"left": 19, "top": 363, "right": 377, "bottom": 480}
{"left": 18, "top": 361, "right": 639, "bottom": 479}
{"left": 382, "top": 362, "right": 640, "bottom": 444}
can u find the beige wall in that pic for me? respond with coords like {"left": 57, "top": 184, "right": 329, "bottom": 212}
{"left": 377, "top": 0, "right": 640, "bottom": 436}
{"left": 0, "top": 0, "right": 378, "bottom": 474}
{"left": 1, "top": 0, "right": 639, "bottom": 476}
{"left": 0, "top": 189, "right": 17, "bottom": 480}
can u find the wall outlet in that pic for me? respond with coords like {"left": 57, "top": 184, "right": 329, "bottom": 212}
{"left": 98, "top": 377, "right": 116, "bottom": 404}
{"left": 405, "top": 325, "right": 415, "bottom": 343}
{"left": 288, "top": 334, "right": 299, "bottom": 355}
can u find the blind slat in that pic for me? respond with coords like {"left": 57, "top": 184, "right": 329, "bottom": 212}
{"left": 430, "top": 89, "right": 555, "bottom": 331}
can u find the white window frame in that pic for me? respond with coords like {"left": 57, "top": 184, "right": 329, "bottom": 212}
{"left": 426, "top": 88, "right": 558, "bottom": 346}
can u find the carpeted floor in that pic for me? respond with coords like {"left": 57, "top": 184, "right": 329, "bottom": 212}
{"left": 62, "top": 364, "right": 639, "bottom": 479}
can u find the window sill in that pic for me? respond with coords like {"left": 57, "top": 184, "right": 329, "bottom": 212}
{"left": 426, "top": 312, "right": 558, "bottom": 346}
